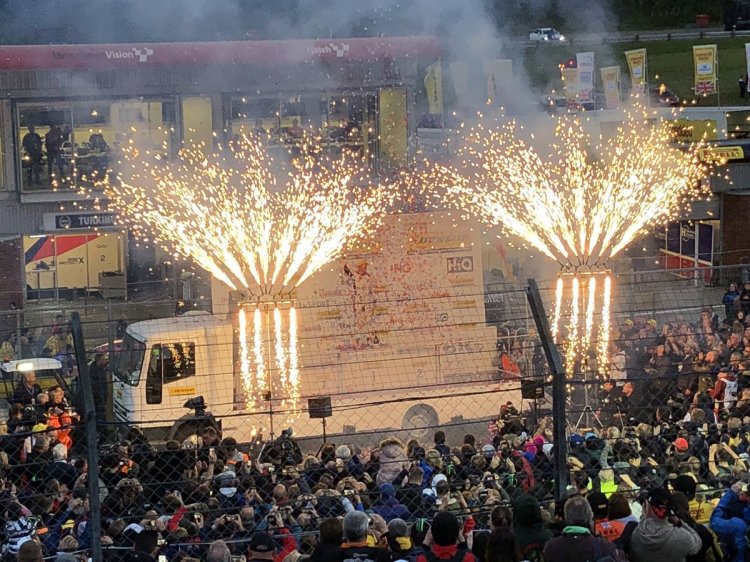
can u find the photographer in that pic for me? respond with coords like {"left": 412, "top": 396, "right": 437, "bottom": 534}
{"left": 250, "top": 508, "right": 300, "bottom": 562}
{"left": 629, "top": 488, "right": 701, "bottom": 562}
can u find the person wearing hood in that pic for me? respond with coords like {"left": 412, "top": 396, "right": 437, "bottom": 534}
{"left": 628, "top": 488, "right": 701, "bottom": 562}
{"left": 377, "top": 438, "right": 408, "bottom": 487}
{"left": 372, "top": 484, "right": 410, "bottom": 522}
{"left": 512, "top": 494, "right": 552, "bottom": 560}
{"left": 215, "top": 469, "right": 245, "bottom": 510}
{"left": 543, "top": 496, "right": 624, "bottom": 562}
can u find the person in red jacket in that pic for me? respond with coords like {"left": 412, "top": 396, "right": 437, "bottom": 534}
{"left": 416, "top": 512, "right": 477, "bottom": 562}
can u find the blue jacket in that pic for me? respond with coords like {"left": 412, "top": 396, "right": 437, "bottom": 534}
{"left": 710, "top": 489, "right": 750, "bottom": 562}
{"left": 372, "top": 497, "right": 411, "bottom": 522}
{"left": 418, "top": 460, "right": 434, "bottom": 487}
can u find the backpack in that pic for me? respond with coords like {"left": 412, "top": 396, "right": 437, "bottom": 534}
{"left": 592, "top": 536, "right": 620, "bottom": 562}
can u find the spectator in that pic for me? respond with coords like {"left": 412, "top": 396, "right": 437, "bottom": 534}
{"left": 710, "top": 481, "right": 750, "bottom": 561}
{"left": 88, "top": 354, "right": 108, "bottom": 424}
{"left": 372, "top": 484, "right": 410, "bottom": 522}
{"left": 21, "top": 125, "right": 43, "bottom": 185}
{"left": 512, "top": 494, "right": 551, "bottom": 560}
{"left": 247, "top": 533, "right": 276, "bottom": 562}
{"left": 629, "top": 488, "right": 701, "bottom": 562}
{"left": 378, "top": 438, "right": 407, "bottom": 486}
{"left": 16, "top": 539, "right": 43, "bottom": 562}
{"left": 385, "top": 518, "right": 421, "bottom": 560}
{"left": 12, "top": 371, "right": 43, "bottom": 406}
{"left": 543, "top": 495, "right": 624, "bottom": 561}
{"left": 207, "top": 540, "right": 232, "bottom": 562}
{"left": 307, "top": 518, "right": 342, "bottom": 562}
{"left": 587, "top": 491, "right": 626, "bottom": 542}
{"left": 434, "top": 431, "right": 450, "bottom": 459}
{"left": 415, "top": 512, "right": 476, "bottom": 562}
{"left": 44, "top": 443, "right": 78, "bottom": 489}
{"left": 739, "top": 282, "right": 750, "bottom": 318}
{"left": 396, "top": 466, "right": 424, "bottom": 514}
{"left": 671, "top": 474, "right": 711, "bottom": 526}
{"left": 2, "top": 502, "right": 38, "bottom": 557}
{"left": 485, "top": 506, "right": 520, "bottom": 562}
{"left": 339, "top": 511, "right": 391, "bottom": 562}
{"left": 671, "top": 491, "right": 724, "bottom": 562}
{"left": 724, "top": 283, "right": 741, "bottom": 319}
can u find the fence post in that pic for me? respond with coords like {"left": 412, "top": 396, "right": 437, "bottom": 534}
{"left": 70, "top": 312, "right": 103, "bottom": 561}
{"left": 525, "top": 279, "right": 568, "bottom": 500}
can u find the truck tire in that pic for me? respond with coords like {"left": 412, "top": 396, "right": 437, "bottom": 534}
{"left": 401, "top": 405, "right": 438, "bottom": 439}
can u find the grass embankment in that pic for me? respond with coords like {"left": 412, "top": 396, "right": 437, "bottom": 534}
{"left": 520, "top": 37, "right": 750, "bottom": 107}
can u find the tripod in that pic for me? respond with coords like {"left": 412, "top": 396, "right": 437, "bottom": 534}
{"left": 573, "top": 405, "right": 603, "bottom": 432}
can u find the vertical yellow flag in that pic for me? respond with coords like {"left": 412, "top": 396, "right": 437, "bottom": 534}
{"left": 561, "top": 66, "right": 579, "bottom": 105}
{"left": 424, "top": 60, "right": 443, "bottom": 114}
{"left": 600, "top": 66, "right": 621, "bottom": 109}
{"left": 693, "top": 45, "right": 718, "bottom": 96}
{"left": 624, "top": 48, "right": 647, "bottom": 92}
{"left": 483, "top": 59, "right": 513, "bottom": 106}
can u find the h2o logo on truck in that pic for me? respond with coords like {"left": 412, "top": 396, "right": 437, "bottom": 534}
{"left": 446, "top": 256, "right": 473, "bottom": 273}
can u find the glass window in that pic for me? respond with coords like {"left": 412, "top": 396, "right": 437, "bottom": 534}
{"left": 112, "top": 334, "right": 145, "bottom": 386}
{"left": 18, "top": 99, "right": 177, "bottom": 192}
{"left": 227, "top": 92, "right": 378, "bottom": 165}
{"left": 148, "top": 342, "right": 195, "bottom": 384}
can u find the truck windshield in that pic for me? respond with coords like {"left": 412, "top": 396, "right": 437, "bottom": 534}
{"left": 112, "top": 333, "right": 145, "bottom": 386}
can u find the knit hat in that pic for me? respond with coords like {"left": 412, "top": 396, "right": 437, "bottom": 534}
{"left": 431, "top": 511, "right": 460, "bottom": 546}
{"left": 380, "top": 484, "right": 396, "bottom": 498}
{"left": 587, "top": 491, "right": 609, "bottom": 520}
{"left": 532, "top": 435, "right": 545, "bottom": 448}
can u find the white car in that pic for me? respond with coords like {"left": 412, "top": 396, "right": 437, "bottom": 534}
{"left": 529, "top": 28, "right": 566, "bottom": 42}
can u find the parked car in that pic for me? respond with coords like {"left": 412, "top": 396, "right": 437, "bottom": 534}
{"left": 648, "top": 84, "right": 680, "bottom": 107}
{"left": 529, "top": 27, "right": 566, "bottom": 42}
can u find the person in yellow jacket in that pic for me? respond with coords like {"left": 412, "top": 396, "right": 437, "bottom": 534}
{"left": 672, "top": 474, "right": 712, "bottom": 526}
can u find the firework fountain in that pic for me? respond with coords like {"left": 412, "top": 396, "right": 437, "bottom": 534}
{"left": 435, "top": 107, "right": 710, "bottom": 376}
{"left": 99, "top": 135, "right": 394, "bottom": 423}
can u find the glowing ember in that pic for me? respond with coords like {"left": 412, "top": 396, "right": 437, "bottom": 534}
{"left": 432, "top": 106, "right": 710, "bottom": 373}
{"left": 101, "top": 134, "right": 394, "bottom": 416}
{"left": 106, "top": 135, "right": 391, "bottom": 296}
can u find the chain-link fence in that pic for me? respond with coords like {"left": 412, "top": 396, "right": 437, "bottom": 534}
{"left": 1, "top": 264, "right": 748, "bottom": 560}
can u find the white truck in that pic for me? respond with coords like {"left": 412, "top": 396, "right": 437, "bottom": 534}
{"left": 111, "top": 213, "right": 521, "bottom": 445}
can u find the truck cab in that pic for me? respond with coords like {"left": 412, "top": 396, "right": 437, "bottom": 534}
{"left": 110, "top": 312, "right": 248, "bottom": 443}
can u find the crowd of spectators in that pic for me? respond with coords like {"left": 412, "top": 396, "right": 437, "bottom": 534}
{"left": 7, "top": 290, "right": 750, "bottom": 561}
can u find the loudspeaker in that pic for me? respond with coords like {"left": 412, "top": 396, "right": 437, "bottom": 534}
{"left": 521, "top": 379, "right": 545, "bottom": 400}
{"left": 308, "top": 397, "right": 332, "bottom": 419}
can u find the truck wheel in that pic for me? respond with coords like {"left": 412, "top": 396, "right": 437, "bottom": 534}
{"left": 401, "top": 405, "right": 438, "bottom": 439}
